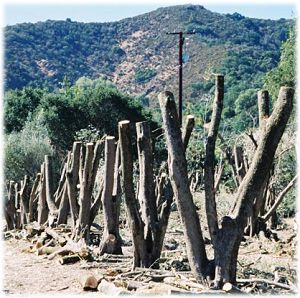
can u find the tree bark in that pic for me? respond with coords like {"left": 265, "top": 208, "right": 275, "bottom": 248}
{"left": 38, "top": 163, "right": 48, "bottom": 225}
{"left": 118, "top": 120, "right": 146, "bottom": 268}
{"left": 204, "top": 74, "right": 223, "bottom": 245}
{"left": 262, "top": 175, "right": 297, "bottom": 223}
{"left": 99, "top": 136, "right": 122, "bottom": 255}
{"left": 66, "top": 142, "right": 81, "bottom": 228}
{"left": 44, "top": 155, "right": 58, "bottom": 226}
{"left": 214, "top": 87, "right": 295, "bottom": 286}
{"left": 159, "top": 91, "right": 209, "bottom": 282}
{"left": 75, "top": 143, "right": 94, "bottom": 242}
{"left": 4, "top": 181, "right": 16, "bottom": 230}
{"left": 29, "top": 173, "right": 41, "bottom": 222}
{"left": 19, "top": 175, "right": 30, "bottom": 226}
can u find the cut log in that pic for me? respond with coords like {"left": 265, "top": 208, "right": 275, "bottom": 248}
{"left": 45, "top": 227, "right": 67, "bottom": 246}
{"left": 59, "top": 254, "right": 81, "bottom": 265}
{"left": 80, "top": 275, "right": 99, "bottom": 291}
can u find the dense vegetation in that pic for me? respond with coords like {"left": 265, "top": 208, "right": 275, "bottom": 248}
{"left": 4, "top": 77, "right": 156, "bottom": 181}
{"left": 4, "top": 5, "right": 296, "bottom": 216}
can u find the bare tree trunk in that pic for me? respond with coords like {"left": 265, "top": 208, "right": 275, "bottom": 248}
{"left": 262, "top": 175, "right": 297, "bottom": 223}
{"left": 14, "top": 182, "right": 21, "bottom": 229}
{"left": 66, "top": 142, "right": 81, "bottom": 228}
{"left": 74, "top": 143, "right": 94, "bottom": 242}
{"left": 38, "top": 163, "right": 48, "bottom": 225}
{"left": 159, "top": 91, "right": 209, "bottom": 282}
{"left": 4, "top": 181, "right": 16, "bottom": 230}
{"left": 204, "top": 75, "right": 223, "bottom": 246}
{"left": 19, "top": 175, "right": 30, "bottom": 226}
{"left": 119, "top": 120, "right": 145, "bottom": 268}
{"left": 44, "top": 155, "right": 58, "bottom": 226}
{"left": 221, "top": 87, "right": 294, "bottom": 285}
{"left": 29, "top": 173, "right": 41, "bottom": 222}
{"left": 99, "top": 136, "right": 122, "bottom": 255}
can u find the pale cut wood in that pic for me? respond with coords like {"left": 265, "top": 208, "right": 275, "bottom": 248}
{"left": 37, "top": 163, "right": 48, "bottom": 225}
{"left": 80, "top": 275, "right": 99, "bottom": 291}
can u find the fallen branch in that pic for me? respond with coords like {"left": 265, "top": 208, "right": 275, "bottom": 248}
{"left": 237, "top": 278, "right": 295, "bottom": 291}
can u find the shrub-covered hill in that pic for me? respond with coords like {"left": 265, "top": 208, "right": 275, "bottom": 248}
{"left": 5, "top": 5, "right": 292, "bottom": 120}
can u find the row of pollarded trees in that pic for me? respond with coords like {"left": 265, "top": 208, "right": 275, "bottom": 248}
{"left": 159, "top": 75, "right": 295, "bottom": 288}
{"left": 4, "top": 75, "right": 295, "bottom": 289}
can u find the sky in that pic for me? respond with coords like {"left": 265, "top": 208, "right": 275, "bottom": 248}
{"left": 3, "top": 2, "right": 296, "bottom": 26}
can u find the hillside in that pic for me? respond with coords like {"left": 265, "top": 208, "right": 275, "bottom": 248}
{"left": 5, "top": 5, "right": 291, "bottom": 113}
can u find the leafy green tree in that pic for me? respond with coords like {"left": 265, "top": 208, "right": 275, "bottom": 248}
{"left": 264, "top": 28, "right": 295, "bottom": 100}
{"left": 4, "top": 87, "right": 46, "bottom": 133}
{"left": 5, "top": 111, "right": 55, "bottom": 181}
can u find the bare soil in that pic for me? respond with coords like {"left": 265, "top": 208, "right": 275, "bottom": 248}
{"left": 2, "top": 192, "right": 297, "bottom": 295}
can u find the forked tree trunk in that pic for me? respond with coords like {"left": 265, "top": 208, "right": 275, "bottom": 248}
{"left": 159, "top": 84, "right": 294, "bottom": 288}
{"left": 99, "top": 136, "right": 122, "bottom": 255}
{"left": 119, "top": 120, "right": 179, "bottom": 268}
{"left": 158, "top": 91, "right": 209, "bottom": 282}
{"left": 222, "top": 87, "right": 294, "bottom": 286}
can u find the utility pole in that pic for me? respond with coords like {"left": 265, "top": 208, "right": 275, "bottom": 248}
{"left": 166, "top": 31, "right": 195, "bottom": 125}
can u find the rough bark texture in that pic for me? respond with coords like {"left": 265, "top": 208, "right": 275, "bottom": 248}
{"left": 214, "top": 87, "right": 295, "bottom": 286}
{"left": 44, "top": 155, "right": 58, "bottom": 227}
{"left": 158, "top": 91, "right": 209, "bottom": 282}
{"left": 75, "top": 143, "right": 94, "bottom": 242}
{"left": 67, "top": 142, "right": 81, "bottom": 228}
{"left": 262, "top": 175, "right": 297, "bottom": 223}
{"left": 119, "top": 120, "right": 145, "bottom": 267}
{"left": 182, "top": 115, "right": 195, "bottom": 150}
{"left": 204, "top": 75, "right": 223, "bottom": 245}
{"left": 37, "top": 163, "right": 48, "bottom": 225}
{"left": 99, "top": 136, "right": 122, "bottom": 255}
{"left": 4, "top": 181, "right": 16, "bottom": 230}
{"left": 29, "top": 173, "right": 41, "bottom": 222}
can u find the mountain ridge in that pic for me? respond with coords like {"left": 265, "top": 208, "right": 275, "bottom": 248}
{"left": 5, "top": 4, "right": 292, "bottom": 110}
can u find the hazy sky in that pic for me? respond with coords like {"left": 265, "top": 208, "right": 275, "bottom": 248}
{"left": 4, "top": 3, "right": 295, "bottom": 26}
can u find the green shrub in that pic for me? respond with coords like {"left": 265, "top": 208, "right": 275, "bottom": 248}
{"left": 5, "top": 112, "right": 55, "bottom": 181}
{"left": 135, "top": 68, "right": 157, "bottom": 84}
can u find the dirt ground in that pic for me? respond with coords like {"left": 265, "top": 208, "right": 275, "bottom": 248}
{"left": 2, "top": 192, "right": 298, "bottom": 295}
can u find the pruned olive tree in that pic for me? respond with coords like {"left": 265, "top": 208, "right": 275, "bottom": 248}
{"left": 159, "top": 75, "right": 294, "bottom": 288}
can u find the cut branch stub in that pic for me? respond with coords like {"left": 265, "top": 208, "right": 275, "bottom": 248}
{"left": 258, "top": 90, "right": 270, "bottom": 129}
{"left": 158, "top": 91, "right": 209, "bottom": 281}
{"left": 182, "top": 115, "right": 195, "bottom": 152}
{"left": 204, "top": 75, "right": 224, "bottom": 245}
